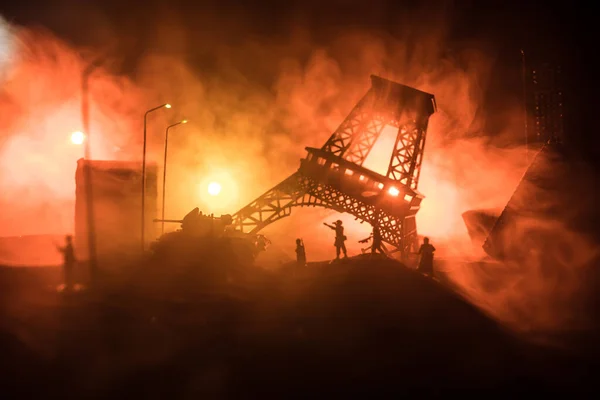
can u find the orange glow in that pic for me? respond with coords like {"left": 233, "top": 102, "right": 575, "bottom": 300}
{"left": 349, "top": 117, "right": 529, "bottom": 252}
{"left": 196, "top": 170, "right": 239, "bottom": 214}
{"left": 362, "top": 124, "right": 397, "bottom": 175}
{"left": 71, "top": 131, "right": 85, "bottom": 145}
{"left": 1, "top": 10, "right": 588, "bottom": 345}
{"left": 0, "top": 26, "right": 146, "bottom": 241}
{"left": 207, "top": 182, "right": 222, "bottom": 196}
{"left": 0, "top": 17, "right": 531, "bottom": 269}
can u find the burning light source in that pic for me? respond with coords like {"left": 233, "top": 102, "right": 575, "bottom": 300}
{"left": 71, "top": 131, "right": 85, "bottom": 145}
{"left": 207, "top": 182, "right": 222, "bottom": 196}
{"left": 388, "top": 186, "right": 400, "bottom": 196}
{"left": 198, "top": 171, "right": 239, "bottom": 213}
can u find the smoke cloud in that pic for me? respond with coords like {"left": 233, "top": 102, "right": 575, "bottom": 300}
{"left": 1, "top": 10, "right": 508, "bottom": 249}
{"left": 1, "top": 7, "right": 598, "bottom": 339}
{"left": 444, "top": 147, "right": 600, "bottom": 336}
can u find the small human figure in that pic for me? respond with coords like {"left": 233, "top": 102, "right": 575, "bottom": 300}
{"left": 359, "top": 226, "right": 384, "bottom": 255}
{"left": 256, "top": 235, "right": 270, "bottom": 251}
{"left": 254, "top": 234, "right": 271, "bottom": 257}
{"left": 371, "top": 227, "right": 383, "bottom": 254}
{"left": 57, "top": 235, "right": 76, "bottom": 290}
{"left": 295, "top": 238, "right": 306, "bottom": 266}
{"left": 417, "top": 237, "right": 436, "bottom": 277}
{"left": 323, "top": 220, "right": 348, "bottom": 259}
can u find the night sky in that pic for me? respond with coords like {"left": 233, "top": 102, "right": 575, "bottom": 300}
{"left": 0, "top": 1, "right": 579, "bottom": 51}
{"left": 1, "top": 0, "right": 595, "bottom": 152}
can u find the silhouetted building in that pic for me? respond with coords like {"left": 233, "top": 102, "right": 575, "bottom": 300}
{"left": 525, "top": 61, "right": 565, "bottom": 144}
{"left": 75, "top": 159, "right": 158, "bottom": 261}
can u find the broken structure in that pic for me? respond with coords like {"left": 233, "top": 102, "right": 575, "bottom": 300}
{"left": 75, "top": 159, "right": 158, "bottom": 261}
{"left": 231, "top": 75, "right": 437, "bottom": 258}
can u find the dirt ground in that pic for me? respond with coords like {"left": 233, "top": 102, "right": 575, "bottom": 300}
{"left": 0, "top": 256, "right": 598, "bottom": 397}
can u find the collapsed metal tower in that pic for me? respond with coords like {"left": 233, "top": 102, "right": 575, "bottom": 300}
{"left": 231, "top": 75, "right": 437, "bottom": 258}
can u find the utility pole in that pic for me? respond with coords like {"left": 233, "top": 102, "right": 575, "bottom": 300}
{"left": 80, "top": 45, "right": 116, "bottom": 287}
{"left": 81, "top": 64, "right": 99, "bottom": 286}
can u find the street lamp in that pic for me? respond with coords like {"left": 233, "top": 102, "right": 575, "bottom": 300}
{"left": 142, "top": 103, "right": 171, "bottom": 252}
{"left": 161, "top": 119, "right": 188, "bottom": 234}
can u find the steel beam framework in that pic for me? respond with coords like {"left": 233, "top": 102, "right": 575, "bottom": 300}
{"left": 232, "top": 75, "right": 436, "bottom": 257}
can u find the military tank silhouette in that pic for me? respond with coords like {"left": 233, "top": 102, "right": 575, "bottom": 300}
{"left": 152, "top": 207, "right": 269, "bottom": 268}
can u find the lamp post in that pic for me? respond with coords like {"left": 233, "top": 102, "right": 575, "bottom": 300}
{"left": 81, "top": 55, "right": 109, "bottom": 287}
{"left": 142, "top": 103, "right": 171, "bottom": 253}
{"left": 161, "top": 119, "right": 188, "bottom": 235}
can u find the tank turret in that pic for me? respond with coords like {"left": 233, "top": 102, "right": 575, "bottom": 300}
{"left": 151, "top": 208, "right": 265, "bottom": 268}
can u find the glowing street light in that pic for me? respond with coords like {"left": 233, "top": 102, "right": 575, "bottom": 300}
{"left": 71, "top": 131, "right": 85, "bottom": 145}
{"left": 161, "top": 119, "right": 188, "bottom": 234}
{"left": 142, "top": 103, "right": 172, "bottom": 251}
{"left": 207, "top": 182, "right": 222, "bottom": 196}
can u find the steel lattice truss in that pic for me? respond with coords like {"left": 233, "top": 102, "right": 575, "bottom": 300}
{"left": 232, "top": 172, "right": 415, "bottom": 251}
{"left": 386, "top": 121, "right": 429, "bottom": 190}
{"left": 231, "top": 75, "right": 436, "bottom": 257}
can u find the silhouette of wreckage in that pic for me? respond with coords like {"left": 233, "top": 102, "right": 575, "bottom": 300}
{"left": 152, "top": 74, "right": 439, "bottom": 262}
{"left": 463, "top": 138, "right": 600, "bottom": 261}
{"left": 151, "top": 208, "right": 270, "bottom": 265}
{"left": 150, "top": 75, "right": 572, "bottom": 266}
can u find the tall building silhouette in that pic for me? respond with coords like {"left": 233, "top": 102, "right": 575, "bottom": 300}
{"left": 525, "top": 60, "right": 565, "bottom": 144}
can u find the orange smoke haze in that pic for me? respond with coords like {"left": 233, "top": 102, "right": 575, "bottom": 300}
{"left": 0, "top": 13, "right": 528, "bottom": 259}
{"left": 1, "top": 10, "right": 599, "bottom": 339}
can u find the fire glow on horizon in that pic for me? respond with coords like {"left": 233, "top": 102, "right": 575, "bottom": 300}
{"left": 0, "top": 13, "right": 529, "bottom": 261}
{"left": 6, "top": 11, "right": 596, "bottom": 338}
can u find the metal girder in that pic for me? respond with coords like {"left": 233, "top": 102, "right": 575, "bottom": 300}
{"left": 231, "top": 171, "right": 419, "bottom": 256}
{"left": 296, "top": 176, "right": 418, "bottom": 254}
{"left": 386, "top": 120, "right": 428, "bottom": 190}
{"left": 230, "top": 75, "right": 435, "bottom": 258}
{"left": 344, "top": 116, "right": 387, "bottom": 166}
{"left": 231, "top": 173, "right": 305, "bottom": 233}
{"left": 321, "top": 91, "right": 374, "bottom": 157}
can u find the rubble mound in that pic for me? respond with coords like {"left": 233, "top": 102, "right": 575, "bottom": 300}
{"left": 1, "top": 256, "right": 589, "bottom": 396}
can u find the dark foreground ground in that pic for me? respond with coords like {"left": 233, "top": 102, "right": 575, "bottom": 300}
{"left": 1, "top": 256, "right": 598, "bottom": 398}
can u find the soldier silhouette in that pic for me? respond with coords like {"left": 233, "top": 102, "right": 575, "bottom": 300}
{"left": 359, "top": 226, "right": 384, "bottom": 255}
{"left": 57, "top": 235, "right": 76, "bottom": 290}
{"left": 295, "top": 238, "right": 306, "bottom": 266}
{"left": 323, "top": 220, "right": 347, "bottom": 259}
{"left": 256, "top": 234, "right": 270, "bottom": 253}
{"left": 417, "top": 237, "right": 436, "bottom": 277}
